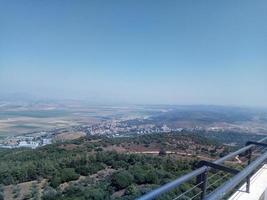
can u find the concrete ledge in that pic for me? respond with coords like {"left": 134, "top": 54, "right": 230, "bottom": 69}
{"left": 228, "top": 164, "right": 267, "bottom": 200}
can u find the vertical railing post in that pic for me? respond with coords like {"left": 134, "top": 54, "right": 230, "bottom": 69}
{"left": 246, "top": 148, "right": 252, "bottom": 193}
{"left": 200, "top": 170, "right": 208, "bottom": 200}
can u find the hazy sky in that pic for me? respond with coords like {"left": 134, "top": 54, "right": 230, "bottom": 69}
{"left": 1, "top": 0, "right": 267, "bottom": 106}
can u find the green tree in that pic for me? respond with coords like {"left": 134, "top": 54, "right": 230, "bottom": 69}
{"left": 159, "top": 149, "right": 167, "bottom": 156}
{"left": 146, "top": 171, "right": 159, "bottom": 184}
{"left": 125, "top": 184, "right": 138, "bottom": 196}
{"left": 111, "top": 170, "right": 134, "bottom": 190}
{"left": 131, "top": 166, "right": 146, "bottom": 184}
{"left": 60, "top": 168, "right": 79, "bottom": 182}
{"left": 84, "top": 188, "right": 108, "bottom": 200}
{"left": 42, "top": 186, "right": 58, "bottom": 200}
{"left": 50, "top": 175, "right": 61, "bottom": 188}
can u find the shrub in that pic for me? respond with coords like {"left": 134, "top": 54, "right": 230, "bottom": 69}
{"left": 50, "top": 175, "right": 61, "bottom": 188}
{"left": 125, "top": 184, "right": 138, "bottom": 196}
{"left": 159, "top": 149, "right": 167, "bottom": 156}
{"left": 111, "top": 170, "right": 134, "bottom": 190}
{"left": 84, "top": 188, "right": 108, "bottom": 200}
{"left": 145, "top": 171, "right": 159, "bottom": 184}
{"left": 60, "top": 168, "right": 79, "bottom": 183}
{"left": 42, "top": 186, "right": 58, "bottom": 200}
{"left": 130, "top": 166, "right": 146, "bottom": 184}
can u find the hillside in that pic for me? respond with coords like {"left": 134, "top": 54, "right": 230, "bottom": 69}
{"left": 0, "top": 133, "right": 229, "bottom": 200}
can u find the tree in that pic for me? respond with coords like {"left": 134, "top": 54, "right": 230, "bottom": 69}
{"left": 131, "top": 166, "right": 146, "bottom": 184}
{"left": 111, "top": 170, "right": 134, "bottom": 190}
{"left": 145, "top": 171, "right": 159, "bottom": 184}
{"left": 159, "top": 149, "right": 167, "bottom": 156}
{"left": 125, "top": 184, "right": 138, "bottom": 196}
{"left": 42, "top": 186, "right": 58, "bottom": 200}
{"left": 84, "top": 188, "right": 108, "bottom": 200}
{"left": 60, "top": 168, "right": 79, "bottom": 183}
{"left": 50, "top": 175, "right": 61, "bottom": 188}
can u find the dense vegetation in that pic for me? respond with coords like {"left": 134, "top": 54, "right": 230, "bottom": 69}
{"left": 0, "top": 133, "right": 227, "bottom": 200}
{"left": 190, "top": 131, "right": 266, "bottom": 146}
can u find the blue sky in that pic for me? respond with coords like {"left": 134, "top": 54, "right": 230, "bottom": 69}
{"left": 0, "top": 0, "right": 267, "bottom": 106}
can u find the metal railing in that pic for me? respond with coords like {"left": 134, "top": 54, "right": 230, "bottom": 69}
{"left": 137, "top": 136, "right": 267, "bottom": 200}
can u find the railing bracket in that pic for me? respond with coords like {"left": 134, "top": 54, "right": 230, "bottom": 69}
{"left": 197, "top": 160, "right": 240, "bottom": 176}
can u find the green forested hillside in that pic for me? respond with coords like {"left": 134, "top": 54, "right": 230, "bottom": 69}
{"left": 0, "top": 133, "right": 227, "bottom": 200}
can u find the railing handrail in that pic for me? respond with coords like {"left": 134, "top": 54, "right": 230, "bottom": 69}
{"left": 206, "top": 150, "right": 267, "bottom": 200}
{"left": 137, "top": 136, "right": 267, "bottom": 200}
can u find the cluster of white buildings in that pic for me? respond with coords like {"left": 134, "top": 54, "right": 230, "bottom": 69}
{"left": 0, "top": 135, "right": 52, "bottom": 149}
{"left": 80, "top": 120, "right": 184, "bottom": 136}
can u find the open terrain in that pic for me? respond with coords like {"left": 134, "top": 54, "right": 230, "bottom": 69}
{"left": 0, "top": 101, "right": 157, "bottom": 137}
